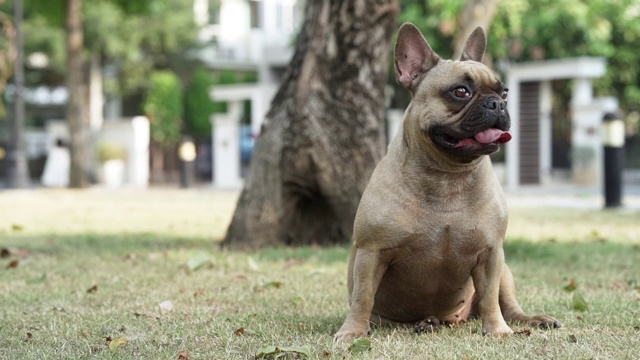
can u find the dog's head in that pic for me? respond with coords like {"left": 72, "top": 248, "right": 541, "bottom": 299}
{"left": 395, "top": 23, "right": 511, "bottom": 163}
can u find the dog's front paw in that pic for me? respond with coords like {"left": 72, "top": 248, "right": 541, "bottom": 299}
{"left": 334, "top": 322, "right": 370, "bottom": 343}
{"left": 482, "top": 321, "right": 513, "bottom": 336}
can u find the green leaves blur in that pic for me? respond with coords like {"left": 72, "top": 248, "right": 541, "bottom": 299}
{"left": 401, "top": 0, "right": 640, "bottom": 112}
{"left": 143, "top": 70, "right": 183, "bottom": 146}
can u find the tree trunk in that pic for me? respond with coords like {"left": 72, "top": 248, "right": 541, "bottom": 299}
{"left": 451, "top": 0, "right": 500, "bottom": 60}
{"left": 66, "top": 0, "right": 91, "bottom": 188}
{"left": 222, "top": 0, "right": 398, "bottom": 249}
{"left": 6, "top": 0, "right": 30, "bottom": 188}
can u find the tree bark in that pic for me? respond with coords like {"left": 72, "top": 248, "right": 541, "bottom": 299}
{"left": 66, "top": 0, "right": 91, "bottom": 188}
{"left": 222, "top": 0, "right": 398, "bottom": 249}
{"left": 451, "top": 0, "right": 500, "bottom": 60}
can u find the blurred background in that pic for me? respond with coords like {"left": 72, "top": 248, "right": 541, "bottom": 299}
{"left": 0, "top": 0, "right": 638, "bottom": 194}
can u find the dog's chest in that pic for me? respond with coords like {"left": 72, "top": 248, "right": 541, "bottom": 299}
{"left": 398, "top": 221, "right": 486, "bottom": 272}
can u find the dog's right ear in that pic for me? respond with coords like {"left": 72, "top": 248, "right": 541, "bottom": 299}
{"left": 395, "top": 23, "right": 440, "bottom": 91}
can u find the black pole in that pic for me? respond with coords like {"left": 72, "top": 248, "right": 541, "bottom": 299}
{"left": 6, "top": 0, "right": 30, "bottom": 188}
{"left": 602, "top": 112, "right": 624, "bottom": 208}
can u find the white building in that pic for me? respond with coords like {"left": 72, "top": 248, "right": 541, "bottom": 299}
{"left": 192, "top": 0, "right": 304, "bottom": 188}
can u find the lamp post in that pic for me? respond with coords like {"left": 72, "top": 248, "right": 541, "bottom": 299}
{"left": 6, "top": 0, "right": 30, "bottom": 188}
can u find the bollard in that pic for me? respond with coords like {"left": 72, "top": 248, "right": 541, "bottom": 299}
{"left": 178, "top": 136, "right": 197, "bottom": 188}
{"left": 602, "top": 113, "right": 625, "bottom": 208}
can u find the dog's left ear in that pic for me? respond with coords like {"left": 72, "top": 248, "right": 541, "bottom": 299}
{"left": 460, "top": 27, "right": 487, "bottom": 62}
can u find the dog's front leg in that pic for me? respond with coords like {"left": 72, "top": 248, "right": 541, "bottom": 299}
{"left": 334, "top": 248, "right": 387, "bottom": 342}
{"left": 472, "top": 246, "right": 513, "bottom": 336}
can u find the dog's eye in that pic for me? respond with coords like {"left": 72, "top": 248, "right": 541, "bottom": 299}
{"left": 500, "top": 89, "right": 508, "bottom": 100}
{"left": 453, "top": 87, "right": 471, "bottom": 99}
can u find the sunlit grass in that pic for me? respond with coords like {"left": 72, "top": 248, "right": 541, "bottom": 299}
{"left": 1, "top": 189, "right": 639, "bottom": 359}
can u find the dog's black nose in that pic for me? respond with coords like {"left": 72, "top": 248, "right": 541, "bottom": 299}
{"left": 483, "top": 97, "right": 506, "bottom": 112}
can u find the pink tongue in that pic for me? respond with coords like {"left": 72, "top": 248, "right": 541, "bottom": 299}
{"left": 473, "top": 128, "right": 512, "bottom": 144}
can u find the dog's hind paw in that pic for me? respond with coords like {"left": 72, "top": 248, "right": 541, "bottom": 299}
{"left": 414, "top": 316, "right": 442, "bottom": 334}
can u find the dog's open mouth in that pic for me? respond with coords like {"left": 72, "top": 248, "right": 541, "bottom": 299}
{"left": 454, "top": 128, "right": 512, "bottom": 148}
{"left": 432, "top": 127, "right": 512, "bottom": 158}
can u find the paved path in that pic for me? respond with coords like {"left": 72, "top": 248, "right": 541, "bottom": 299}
{"left": 505, "top": 184, "right": 640, "bottom": 210}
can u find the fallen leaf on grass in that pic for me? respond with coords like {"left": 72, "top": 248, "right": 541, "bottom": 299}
{"left": 178, "top": 350, "right": 190, "bottom": 359}
{"left": 24, "top": 332, "right": 33, "bottom": 342}
{"left": 563, "top": 280, "right": 577, "bottom": 292}
{"left": 11, "top": 224, "right": 24, "bottom": 232}
{"left": 348, "top": 338, "right": 371, "bottom": 354}
{"left": 515, "top": 329, "right": 532, "bottom": 336}
{"left": 264, "top": 280, "right": 283, "bottom": 289}
{"left": 0, "top": 247, "right": 18, "bottom": 258}
{"left": 159, "top": 300, "right": 174, "bottom": 313}
{"left": 90, "top": 344, "right": 103, "bottom": 353}
{"left": 568, "top": 334, "right": 578, "bottom": 343}
{"left": 248, "top": 257, "right": 260, "bottom": 271}
{"left": 108, "top": 337, "right": 127, "bottom": 352}
{"left": 186, "top": 255, "right": 211, "bottom": 271}
{"left": 133, "top": 311, "right": 161, "bottom": 320}
{"left": 234, "top": 327, "right": 257, "bottom": 336}
{"left": 572, "top": 292, "right": 589, "bottom": 312}
{"left": 255, "top": 345, "right": 310, "bottom": 359}
{"left": 282, "top": 259, "right": 296, "bottom": 270}
{"left": 634, "top": 325, "right": 640, "bottom": 331}
{"left": 156, "top": 299, "right": 175, "bottom": 313}
{"left": 87, "top": 285, "right": 98, "bottom": 293}
{"left": 6, "top": 260, "right": 19, "bottom": 269}
{"left": 320, "top": 349, "right": 332, "bottom": 358}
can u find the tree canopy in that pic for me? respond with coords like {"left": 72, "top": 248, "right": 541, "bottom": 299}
{"left": 401, "top": 0, "right": 640, "bottom": 113}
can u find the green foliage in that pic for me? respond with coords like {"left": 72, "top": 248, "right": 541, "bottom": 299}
{"left": 2, "top": 0, "right": 197, "bottom": 95}
{"left": 400, "top": 0, "right": 640, "bottom": 113}
{"left": 183, "top": 69, "right": 216, "bottom": 138}
{"left": 96, "top": 142, "right": 127, "bottom": 163}
{"left": 143, "top": 70, "right": 183, "bottom": 146}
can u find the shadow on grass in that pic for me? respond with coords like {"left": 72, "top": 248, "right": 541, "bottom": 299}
{"left": 4, "top": 233, "right": 638, "bottom": 267}
{"left": 2, "top": 233, "right": 215, "bottom": 257}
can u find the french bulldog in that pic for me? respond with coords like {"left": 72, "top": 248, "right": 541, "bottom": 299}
{"left": 334, "top": 23, "right": 561, "bottom": 342}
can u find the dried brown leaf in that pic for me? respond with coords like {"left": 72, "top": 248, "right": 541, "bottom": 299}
{"left": 282, "top": 259, "right": 296, "bottom": 270}
{"left": 87, "top": 285, "right": 98, "bottom": 293}
{"left": 568, "top": 334, "right": 578, "bottom": 343}
{"left": 6, "top": 260, "right": 19, "bottom": 269}
{"left": 133, "top": 311, "right": 161, "bottom": 319}
{"left": 24, "top": 332, "right": 33, "bottom": 342}
{"left": 234, "top": 327, "right": 245, "bottom": 336}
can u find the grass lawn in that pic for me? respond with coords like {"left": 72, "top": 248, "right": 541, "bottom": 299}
{"left": 1, "top": 189, "right": 639, "bottom": 359}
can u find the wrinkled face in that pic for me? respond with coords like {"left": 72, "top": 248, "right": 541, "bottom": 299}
{"left": 412, "top": 60, "right": 511, "bottom": 162}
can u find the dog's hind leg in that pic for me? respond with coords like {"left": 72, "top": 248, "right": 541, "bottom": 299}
{"left": 499, "top": 264, "right": 562, "bottom": 329}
